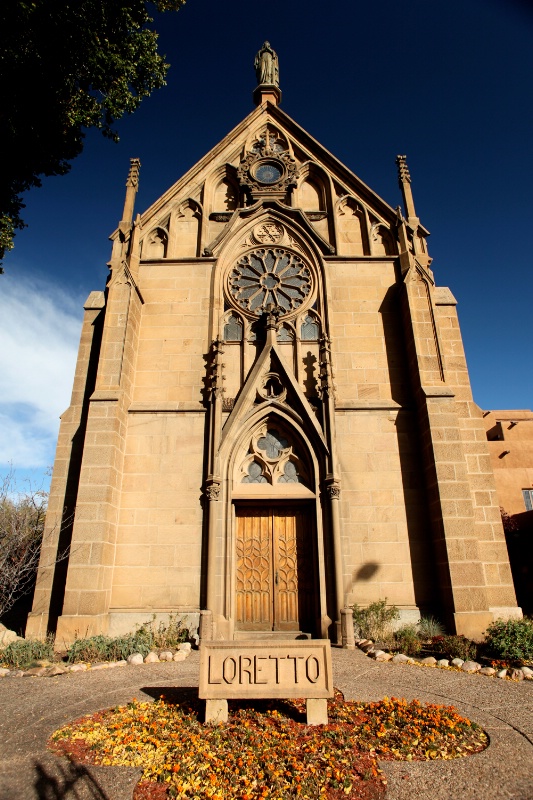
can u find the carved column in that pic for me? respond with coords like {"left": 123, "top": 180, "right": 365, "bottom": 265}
{"left": 319, "top": 334, "right": 345, "bottom": 644}
{"left": 204, "top": 339, "right": 225, "bottom": 627}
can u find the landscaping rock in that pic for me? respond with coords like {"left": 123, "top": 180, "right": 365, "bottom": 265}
{"left": 510, "top": 668, "right": 524, "bottom": 681}
{"left": 173, "top": 651, "right": 188, "bottom": 662}
{"left": 479, "top": 667, "right": 496, "bottom": 676}
{"left": 24, "top": 667, "right": 48, "bottom": 677}
{"left": 368, "top": 649, "right": 392, "bottom": 661}
{"left": 421, "top": 656, "right": 437, "bottom": 666}
{"left": 497, "top": 669, "right": 507, "bottom": 679}
{"left": 0, "top": 626, "right": 23, "bottom": 648}
{"left": 437, "top": 659, "right": 449, "bottom": 667}
{"left": 67, "top": 663, "right": 88, "bottom": 672}
{"left": 461, "top": 661, "right": 481, "bottom": 673}
{"left": 392, "top": 653, "right": 411, "bottom": 663}
{"left": 451, "top": 658, "right": 464, "bottom": 667}
{"left": 179, "top": 642, "right": 192, "bottom": 653}
{"left": 144, "top": 652, "right": 160, "bottom": 663}
{"left": 46, "top": 665, "right": 67, "bottom": 676}
{"left": 521, "top": 666, "right": 533, "bottom": 679}
{"left": 127, "top": 653, "right": 144, "bottom": 665}
{"left": 0, "top": 668, "right": 10, "bottom": 677}
{"left": 375, "top": 651, "right": 393, "bottom": 662}
{"left": 159, "top": 651, "right": 174, "bottom": 661}
{"left": 107, "top": 660, "right": 127, "bottom": 668}
{"left": 90, "top": 663, "right": 109, "bottom": 671}
{"left": 10, "top": 670, "right": 25, "bottom": 677}
{"left": 360, "top": 642, "right": 375, "bottom": 653}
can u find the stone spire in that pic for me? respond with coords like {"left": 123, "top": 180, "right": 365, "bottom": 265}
{"left": 395, "top": 155, "right": 417, "bottom": 224}
{"left": 119, "top": 157, "right": 141, "bottom": 235}
{"left": 253, "top": 42, "right": 282, "bottom": 106}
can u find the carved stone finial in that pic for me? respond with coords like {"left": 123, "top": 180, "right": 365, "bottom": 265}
{"left": 207, "top": 337, "right": 226, "bottom": 401}
{"left": 126, "top": 157, "right": 141, "bottom": 188}
{"left": 254, "top": 42, "right": 279, "bottom": 87}
{"left": 120, "top": 157, "right": 141, "bottom": 231}
{"left": 264, "top": 303, "right": 282, "bottom": 330}
{"left": 395, "top": 155, "right": 417, "bottom": 221}
{"left": 396, "top": 155, "right": 411, "bottom": 184}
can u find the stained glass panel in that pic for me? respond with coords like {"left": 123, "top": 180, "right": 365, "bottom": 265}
{"left": 229, "top": 249, "right": 312, "bottom": 317}
{"left": 257, "top": 429, "right": 288, "bottom": 459}
{"left": 224, "top": 314, "right": 243, "bottom": 341}
{"left": 301, "top": 314, "right": 319, "bottom": 341}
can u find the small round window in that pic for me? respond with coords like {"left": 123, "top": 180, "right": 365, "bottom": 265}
{"left": 254, "top": 160, "right": 283, "bottom": 185}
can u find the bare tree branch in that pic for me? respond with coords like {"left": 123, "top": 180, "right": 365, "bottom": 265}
{"left": 0, "top": 470, "right": 71, "bottom": 618}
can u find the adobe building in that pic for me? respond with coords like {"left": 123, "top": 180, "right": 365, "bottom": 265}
{"left": 27, "top": 45, "right": 521, "bottom": 646}
{"left": 483, "top": 409, "right": 533, "bottom": 615}
{"left": 483, "top": 409, "right": 533, "bottom": 516}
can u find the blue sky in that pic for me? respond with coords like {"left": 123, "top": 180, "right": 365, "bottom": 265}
{"left": 1, "top": 0, "right": 532, "bottom": 490}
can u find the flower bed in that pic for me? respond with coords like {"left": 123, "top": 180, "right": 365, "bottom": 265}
{"left": 49, "top": 690, "right": 488, "bottom": 799}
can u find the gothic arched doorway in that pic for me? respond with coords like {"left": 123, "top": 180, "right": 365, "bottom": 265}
{"left": 235, "top": 501, "right": 317, "bottom": 634}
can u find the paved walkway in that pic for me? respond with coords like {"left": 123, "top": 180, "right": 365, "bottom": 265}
{"left": 0, "top": 649, "right": 532, "bottom": 799}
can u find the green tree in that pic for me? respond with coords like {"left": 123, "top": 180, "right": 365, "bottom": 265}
{"left": 0, "top": 0, "right": 185, "bottom": 269}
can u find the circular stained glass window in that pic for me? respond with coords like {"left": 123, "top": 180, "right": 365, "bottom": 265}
{"left": 229, "top": 249, "right": 312, "bottom": 317}
{"left": 254, "top": 160, "right": 283, "bottom": 184}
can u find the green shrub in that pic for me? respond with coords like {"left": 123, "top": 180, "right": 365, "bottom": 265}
{"left": 1, "top": 636, "right": 55, "bottom": 669}
{"left": 66, "top": 615, "right": 190, "bottom": 663}
{"left": 142, "top": 614, "right": 190, "bottom": 650}
{"left": 483, "top": 617, "right": 533, "bottom": 663}
{"left": 393, "top": 623, "right": 422, "bottom": 656}
{"left": 352, "top": 599, "right": 400, "bottom": 641}
{"left": 418, "top": 616, "right": 444, "bottom": 640}
{"left": 431, "top": 634, "right": 477, "bottom": 661}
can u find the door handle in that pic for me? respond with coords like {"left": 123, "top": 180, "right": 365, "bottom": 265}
{"left": 275, "top": 570, "right": 279, "bottom": 585}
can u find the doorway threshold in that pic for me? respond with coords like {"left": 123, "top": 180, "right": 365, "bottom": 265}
{"left": 233, "top": 631, "right": 311, "bottom": 641}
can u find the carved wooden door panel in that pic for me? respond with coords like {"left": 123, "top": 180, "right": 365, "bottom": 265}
{"left": 235, "top": 508, "right": 272, "bottom": 630}
{"left": 235, "top": 506, "right": 315, "bottom": 632}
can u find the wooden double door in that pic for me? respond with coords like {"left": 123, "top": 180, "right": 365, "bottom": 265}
{"left": 235, "top": 504, "right": 316, "bottom": 633}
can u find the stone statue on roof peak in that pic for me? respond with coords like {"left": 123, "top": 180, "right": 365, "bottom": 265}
{"left": 254, "top": 42, "right": 279, "bottom": 87}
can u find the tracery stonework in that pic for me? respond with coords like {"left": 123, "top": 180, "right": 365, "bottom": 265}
{"left": 253, "top": 222, "right": 284, "bottom": 244}
{"left": 229, "top": 248, "right": 312, "bottom": 317}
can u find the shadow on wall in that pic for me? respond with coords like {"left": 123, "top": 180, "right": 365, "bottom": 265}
{"left": 343, "top": 562, "right": 380, "bottom": 602}
{"left": 379, "top": 285, "right": 441, "bottom": 618}
{"left": 505, "top": 510, "right": 533, "bottom": 616}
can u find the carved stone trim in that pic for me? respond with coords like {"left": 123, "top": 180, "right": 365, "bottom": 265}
{"left": 252, "top": 221, "right": 284, "bottom": 244}
{"left": 306, "top": 212, "right": 328, "bottom": 221}
{"left": 237, "top": 148, "right": 298, "bottom": 200}
{"left": 209, "top": 212, "right": 232, "bottom": 222}
{"left": 257, "top": 371, "right": 287, "bottom": 402}
{"left": 325, "top": 481, "right": 341, "bottom": 499}
{"left": 205, "top": 480, "right": 221, "bottom": 501}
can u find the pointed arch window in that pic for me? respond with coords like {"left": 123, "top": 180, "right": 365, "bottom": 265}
{"left": 224, "top": 313, "right": 243, "bottom": 341}
{"left": 242, "top": 462, "right": 268, "bottom": 483}
{"left": 301, "top": 314, "right": 319, "bottom": 341}
{"left": 239, "top": 425, "right": 307, "bottom": 486}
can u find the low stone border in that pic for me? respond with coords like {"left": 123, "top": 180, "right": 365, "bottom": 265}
{"left": 355, "top": 638, "right": 533, "bottom": 682}
{"left": 0, "top": 643, "right": 193, "bottom": 678}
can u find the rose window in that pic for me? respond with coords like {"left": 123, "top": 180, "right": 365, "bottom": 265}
{"left": 229, "top": 249, "right": 311, "bottom": 316}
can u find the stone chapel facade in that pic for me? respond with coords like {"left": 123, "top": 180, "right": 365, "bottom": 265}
{"left": 27, "top": 72, "right": 521, "bottom": 646}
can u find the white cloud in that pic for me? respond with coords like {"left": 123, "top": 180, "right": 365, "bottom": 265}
{"left": 0, "top": 275, "right": 83, "bottom": 469}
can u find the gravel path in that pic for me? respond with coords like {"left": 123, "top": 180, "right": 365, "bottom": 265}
{"left": 0, "top": 649, "right": 531, "bottom": 799}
